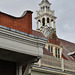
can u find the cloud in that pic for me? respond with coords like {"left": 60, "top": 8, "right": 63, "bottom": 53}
{"left": 0, "top": 0, "right": 75, "bottom": 43}
{"left": 51, "top": 0, "right": 75, "bottom": 43}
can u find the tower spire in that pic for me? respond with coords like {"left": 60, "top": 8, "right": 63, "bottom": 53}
{"left": 39, "top": 0, "right": 51, "bottom": 5}
{"left": 35, "top": 0, "right": 57, "bottom": 37}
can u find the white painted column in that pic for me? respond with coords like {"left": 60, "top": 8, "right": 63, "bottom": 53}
{"left": 53, "top": 46, "right": 55, "bottom": 56}
{"left": 29, "top": 68, "right": 31, "bottom": 75}
{"left": 53, "top": 10, "right": 55, "bottom": 16}
{"left": 36, "top": 21, "right": 38, "bottom": 29}
{"left": 23, "top": 63, "right": 32, "bottom": 75}
{"left": 41, "top": 19, "right": 42, "bottom": 27}
{"left": 61, "top": 58, "right": 64, "bottom": 71}
{"left": 45, "top": 17, "right": 47, "bottom": 25}
{"left": 45, "top": 6, "right": 46, "bottom": 13}
{"left": 38, "top": 59, "right": 41, "bottom": 67}
{"left": 49, "top": 18, "right": 51, "bottom": 27}
{"left": 16, "top": 66, "right": 22, "bottom": 75}
{"left": 53, "top": 19, "right": 55, "bottom": 28}
{"left": 60, "top": 48, "right": 62, "bottom": 58}
{"left": 19, "top": 66, "right": 22, "bottom": 75}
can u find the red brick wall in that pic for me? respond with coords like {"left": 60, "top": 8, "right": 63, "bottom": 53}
{"left": 0, "top": 11, "right": 32, "bottom": 34}
{"left": 49, "top": 33, "right": 60, "bottom": 46}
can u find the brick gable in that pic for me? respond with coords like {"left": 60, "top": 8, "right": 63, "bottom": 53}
{"left": 0, "top": 11, "right": 33, "bottom": 34}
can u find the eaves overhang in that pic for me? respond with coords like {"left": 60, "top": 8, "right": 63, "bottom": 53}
{"left": 0, "top": 25, "right": 48, "bottom": 65}
{"left": 35, "top": 14, "right": 57, "bottom": 20}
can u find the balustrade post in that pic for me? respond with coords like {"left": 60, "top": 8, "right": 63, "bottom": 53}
{"left": 61, "top": 58, "right": 64, "bottom": 71}
{"left": 45, "top": 17, "right": 47, "bottom": 26}
{"left": 41, "top": 18, "right": 42, "bottom": 27}
{"left": 39, "top": 59, "right": 41, "bottom": 67}
{"left": 36, "top": 21, "right": 39, "bottom": 29}
{"left": 49, "top": 18, "right": 51, "bottom": 27}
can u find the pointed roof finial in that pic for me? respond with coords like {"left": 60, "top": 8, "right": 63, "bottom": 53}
{"left": 43, "top": 0, "right": 48, "bottom": 2}
{"left": 39, "top": 0, "right": 51, "bottom": 5}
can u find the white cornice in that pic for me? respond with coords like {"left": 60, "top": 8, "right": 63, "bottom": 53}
{"left": 0, "top": 26, "right": 47, "bottom": 47}
{"left": 0, "top": 26, "right": 48, "bottom": 57}
{"left": 32, "top": 66, "right": 73, "bottom": 75}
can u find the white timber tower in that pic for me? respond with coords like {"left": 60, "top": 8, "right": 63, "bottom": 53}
{"left": 35, "top": 0, "right": 57, "bottom": 37}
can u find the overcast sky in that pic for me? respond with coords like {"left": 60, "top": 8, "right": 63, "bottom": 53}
{"left": 0, "top": 0, "right": 75, "bottom": 43}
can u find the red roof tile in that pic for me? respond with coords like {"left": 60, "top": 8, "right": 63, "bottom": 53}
{"left": 59, "top": 39, "right": 75, "bottom": 62}
{"left": 43, "top": 47, "right": 53, "bottom": 56}
{"left": 32, "top": 30, "right": 75, "bottom": 62}
{"left": 32, "top": 30, "right": 47, "bottom": 39}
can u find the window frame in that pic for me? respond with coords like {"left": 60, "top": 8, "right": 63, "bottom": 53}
{"left": 48, "top": 45, "right": 53, "bottom": 53}
{"left": 55, "top": 47, "right": 60, "bottom": 58}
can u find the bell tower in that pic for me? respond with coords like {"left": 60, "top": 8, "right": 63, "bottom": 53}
{"left": 35, "top": 0, "right": 57, "bottom": 37}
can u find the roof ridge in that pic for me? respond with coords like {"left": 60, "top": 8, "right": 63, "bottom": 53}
{"left": 0, "top": 10, "right": 33, "bottom": 18}
{"left": 59, "top": 38, "right": 75, "bottom": 45}
{"left": 39, "top": 0, "right": 51, "bottom": 5}
{"left": 61, "top": 42, "right": 70, "bottom": 53}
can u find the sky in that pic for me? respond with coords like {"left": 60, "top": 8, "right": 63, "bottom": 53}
{"left": 0, "top": 0, "right": 75, "bottom": 43}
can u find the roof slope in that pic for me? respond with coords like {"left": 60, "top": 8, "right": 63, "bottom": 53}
{"left": 59, "top": 39, "right": 75, "bottom": 52}
{"left": 59, "top": 39, "right": 75, "bottom": 61}
{"left": 32, "top": 30, "right": 75, "bottom": 61}
{"left": 32, "top": 30, "right": 47, "bottom": 39}
{"left": 0, "top": 10, "right": 33, "bottom": 18}
{"left": 43, "top": 47, "right": 53, "bottom": 56}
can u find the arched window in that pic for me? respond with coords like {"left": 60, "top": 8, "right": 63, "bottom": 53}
{"left": 47, "top": 18, "right": 49, "bottom": 26}
{"left": 38, "top": 20, "right": 41, "bottom": 28}
{"left": 51, "top": 19, "right": 53, "bottom": 28}
{"left": 46, "top": 6, "right": 47, "bottom": 9}
{"left": 42, "top": 18, "right": 45, "bottom": 26}
{"left": 48, "top": 7, "right": 49, "bottom": 10}
{"left": 43, "top": 6, "right": 45, "bottom": 10}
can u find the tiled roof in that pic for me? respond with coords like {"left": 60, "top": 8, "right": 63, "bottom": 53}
{"left": 32, "top": 30, "right": 75, "bottom": 61}
{"left": 59, "top": 39, "right": 75, "bottom": 62}
{"left": 32, "top": 30, "right": 47, "bottom": 39}
{"left": 43, "top": 47, "right": 53, "bottom": 56}
{"left": 59, "top": 39, "right": 75, "bottom": 52}
{"left": 0, "top": 10, "right": 33, "bottom": 18}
